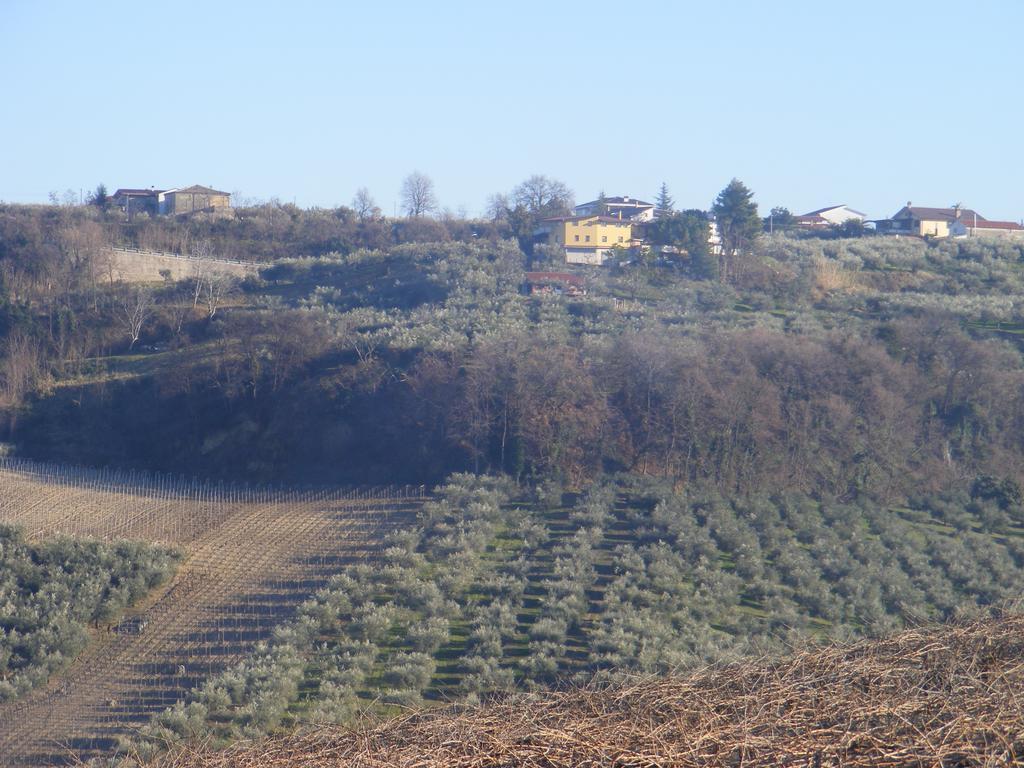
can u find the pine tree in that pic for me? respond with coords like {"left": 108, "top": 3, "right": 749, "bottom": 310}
{"left": 711, "top": 179, "right": 760, "bottom": 280}
{"left": 88, "top": 183, "right": 110, "bottom": 211}
{"left": 656, "top": 182, "right": 674, "bottom": 214}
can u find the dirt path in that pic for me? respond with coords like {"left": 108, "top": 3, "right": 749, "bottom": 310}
{"left": 0, "top": 468, "right": 420, "bottom": 766}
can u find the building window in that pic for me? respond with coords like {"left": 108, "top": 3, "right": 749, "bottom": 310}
{"left": 585, "top": 235, "right": 590, "bottom": 242}
{"left": 574, "top": 235, "right": 580, "bottom": 242}
{"left": 602, "top": 236, "right": 607, "bottom": 243}
{"left": 618, "top": 236, "right": 624, "bottom": 242}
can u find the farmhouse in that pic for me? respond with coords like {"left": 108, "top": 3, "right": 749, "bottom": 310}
{"left": 112, "top": 185, "right": 232, "bottom": 217}
{"left": 876, "top": 204, "right": 1024, "bottom": 239}
{"left": 158, "top": 185, "right": 232, "bottom": 215}
{"left": 535, "top": 215, "right": 635, "bottom": 265}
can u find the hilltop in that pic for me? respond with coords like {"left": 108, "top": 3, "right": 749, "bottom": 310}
{"left": 141, "top": 613, "right": 1024, "bottom": 767}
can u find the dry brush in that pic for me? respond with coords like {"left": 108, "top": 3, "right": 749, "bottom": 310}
{"left": 145, "top": 613, "right": 1024, "bottom": 767}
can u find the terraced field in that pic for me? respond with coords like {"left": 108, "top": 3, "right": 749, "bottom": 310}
{"left": 269, "top": 478, "right": 1024, "bottom": 721}
{"left": 0, "top": 460, "right": 423, "bottom": 766}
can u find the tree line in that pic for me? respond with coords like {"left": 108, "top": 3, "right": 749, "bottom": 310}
{"left": 8, "top": 232, "right": 1024, "bottom": 502}
{"left": 403, "top": 316, "right": 1024, "bottom": 498}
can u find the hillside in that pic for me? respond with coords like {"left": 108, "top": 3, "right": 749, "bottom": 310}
{"left": 16, "top": 211, "right": 1024, "bottom": 484}
{"left": 6, "top": 210, "right": 1024, "bottom": 498}
{"left": 141, "top": 613, "right": 1024, "bottom": 767}
{"left": 0, "top": 460, "right": 423, "bottom": 766}
{"left": 121, "top": 475, "right": 1024, "bottom": 760}
{"left": 6, "top": 206, "right": 1024, "bottom": 764}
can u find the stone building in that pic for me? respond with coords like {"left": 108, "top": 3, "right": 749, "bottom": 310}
{"left": 158, "top": 185, "right": 231, "bottom": 215}
{"left": 112, "top": 184, "right": 232, "bottom": 217}
{"left": 111, "top": 188, "right": 162, "bottom": 217}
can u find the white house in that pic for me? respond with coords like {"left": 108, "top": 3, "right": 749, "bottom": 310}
{"left": 574, "top": 196, "right": 655, "bottom": 222}
{"left": 796, "top": 204, "right": 866, "bottom": 228}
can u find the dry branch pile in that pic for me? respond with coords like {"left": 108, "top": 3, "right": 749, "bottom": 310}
{"left": 150, "top": 614, "right": 1024, "bottom": 767}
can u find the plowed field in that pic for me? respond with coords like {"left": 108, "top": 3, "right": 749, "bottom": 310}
{"left": 0, "top": 462, "right": 422, "bottom": 766}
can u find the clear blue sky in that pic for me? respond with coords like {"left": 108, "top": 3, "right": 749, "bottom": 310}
{"left": 2, "top": 0, "right": 1023, "bottom": 220}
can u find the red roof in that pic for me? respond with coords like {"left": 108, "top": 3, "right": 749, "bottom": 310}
{"left": 541, "top": 215, "right": 632, "bottom": 225}
{"left": 525, "top": 272, "right": 584, "bottom": 285}
{"left": 970, "top": 220, "right": 1024, "bottom": 231}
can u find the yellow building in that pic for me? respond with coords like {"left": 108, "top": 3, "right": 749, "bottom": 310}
{"left": 535, "top": 215, "right": 634, "bottom": 265}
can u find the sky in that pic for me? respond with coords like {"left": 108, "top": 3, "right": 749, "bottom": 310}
{"left": 2, "top": 0, "right": 1023, "bottom": 220}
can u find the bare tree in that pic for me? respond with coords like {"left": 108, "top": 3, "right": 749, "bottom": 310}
{"left": 0, "top": 331, "right": 43, "bottom": 406}
{"left": 118, "top": 286, "right": 156, "bottom": 350}
{"left": 203, "top": 272, "right": 238, "bottom": 319}
{"left": 485, "top": 193, "right": 510, "bottom": 223}
{"left": 162, "top": 285, "right": 196, "bottom": 339}
{"left": 352, "top": 187, "right": 380, "bottom": 220}
{"left": 511, "top": 175, "right": 573, "bottom": 216}
{"left": 191, "top": 261, "right": 209, "bottom": 308}
{"left": 191, "top": 238, "right": 214, "bottom": 261}
{"left": 56, "top": 220, "right": 106, "bottom": 296}
{"left": 190, "top": 240, "right": 215, "bottom": 308}
{"left": 190, "top": 245, "right": 239, "bottom": 318}
{"left": 93, "top": 245, "right": 122, "bottom": 287}
{"left": 400, "top": 172, "right": 438, "bottom": 218}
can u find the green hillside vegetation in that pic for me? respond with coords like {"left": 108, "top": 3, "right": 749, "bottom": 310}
{"left": 127, "top": 474, "right": 1024, "bottom": 756}
{"left": 0, "top": 525, "right": 180, "bottom": 700}
{"left": 7, "top": 227, "right": 1024, "bottom": 502}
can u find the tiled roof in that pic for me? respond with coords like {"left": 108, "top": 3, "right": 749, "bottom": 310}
{"left": 525, "top": 271, "right": 584, "bottom": 284}
{"left": 970, "top": 220, "right": 1024, "bottom": 231}
{"left": 578, "top": 196, "right": 654, "bottom": 208}
{"left": 171, "top": 185, "right": 231, "bottom": 196}
{"left": 895, "top": 206, "right": 987, "bottom": 222}
{"left": 113, "top": 188, "right": 163, "bottom": 197}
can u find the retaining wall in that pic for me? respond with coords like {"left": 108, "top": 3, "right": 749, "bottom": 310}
{"left": 103, "top": 247, "right": 260, "bottom": 283}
